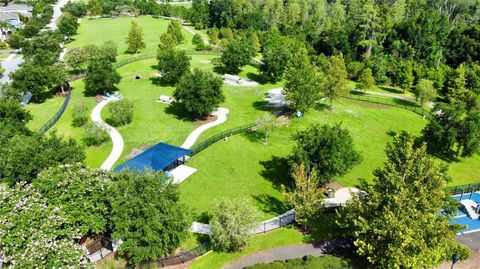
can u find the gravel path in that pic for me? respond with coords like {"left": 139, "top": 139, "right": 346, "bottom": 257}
{"left": 224, "top": 239, "right": 353, "bottom": 269}
{"left": 91, "top": 100, "right": 125, "bottom": 170}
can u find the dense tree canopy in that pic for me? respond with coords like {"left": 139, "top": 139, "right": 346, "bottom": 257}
{"left": 173, "top": 68, "right": 225, "bottom": 117}
{"left": 84, "top": 57, "right": 121, "bottom": 96}
{"left": 338, "top": 134, "right": 469, "bottom": 268}
{"left": 289, "top": 124, "right": 361, "bottom": 184}
{"left": 220, "top": 38, "right": 256, "bottom": 74}
{"left": 125, "top": 20, "right": 146, "bottom": 53}
{"left": 110, "top": 170, "right": 191, "bottom": 265}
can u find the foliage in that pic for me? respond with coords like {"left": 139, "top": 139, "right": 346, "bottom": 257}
{"left": 156, "top": 46, "right": 191, "bottom": 84}
{"left": 5, "top": 33, "right": 26, "bottom": 50}
{"left": 173, "top": 68, "right": 225, "bottom": 117}
{"left": 246, "top": 255, "right": 358, "bottom": 269}
{"left": 283, "top": 48, "right": 324, "bottom": 112}
{"left": 324, "top": 54, "right": 349, "bottom": 106}
{"left": 65, "top": 47, "right": 88, "bottom": 73}
{"left": 83, "top": 122, "right": 110, "bottom": 146}
{"left": 415, "top": 79, "right": 437, "bottom": 106}
{"left": 87, "top": 0, "right": 102, "bottom": 16}
{"left": 33, "top": 164, "right": 111, "bottom": 236}
{"left": 337, "top": 134, "right": 470, "bottom": 268}
{"left": 357, "top": 67, "right": 375, "bottom": 93}
{"left": 281, "top": 164, "right": 323, "bottom": 229}
{"left": 72, "top": 102, "right": 89, "bottom": 127}
{"left": 0, "top": 98, "right": 32, "bottom": 137}
{"left": 220, "top": 38, "right": 255, "bottom": 74}
{"left": 167, "top": 20, "right": 184, "bottom": 45}
{"left": 62, "top": 0, "right": 87, "bottom": 17}
{"left": 289, "top": 124, "right": 361, "bottom": 184}
{"left": 0, "top": 184, "right": 92, "bottom": 269}
{"left": 84, "top": 58, "right": 121, "bottom": 96}
{"left": 107, "top": 99, "right": 134, "bottom": 127}
{"left": 260, "top": 33, "right": 302, "bottom": 82}
{"left": 110, "top": 170, "right": 191, "bottom": 265}
{"left": 192, "top": 33, "right": 205, "bottom": 50}
{"left": 125, "top": 21, "right": 146, "bottom": 53}
{"left": 255, "top": 113, "right": 281, "bottom": 144}
{"left": 0, "top": 132, "right": 85, "bottom": 186}
{"left": 58, "top": 12, "right": 79, "bottom": 39}
{"left": 422, "top": 102, "right": 480, "bottom": 157}
{"left": 210, "top": 198, "right": 259, "bottom": 252}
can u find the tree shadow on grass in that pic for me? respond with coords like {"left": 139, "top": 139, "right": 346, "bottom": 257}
{"left": 246, "top": 72, "right": 270, "bottom": 85}
{"left": 252, "top": 194, "right": 289, "bottom": 216}
{"left": 213, "top": 65, "right": 228, "bottom": 75}
{"left": 149, "top": 76, "right": 175, "bottom": 87}
{"left": 259, "top": 156, "right": 293, "bottom": 190}
{"left": 252, "top": 100, "right": 276, "bottom": 112}
{"left": 378, "top": 85, "right": 404, "bottom": 94}
{"left": 304, "top": 210, "right": 345, "bottom": 242}
{"left": 164, "top": 102, "right": 195, "bottom": 122}
{"left": 392, "top": 98, "right": 420, "bottom": 107}
{"left": 243, "top": 130, "right": 265, "bottom": 143}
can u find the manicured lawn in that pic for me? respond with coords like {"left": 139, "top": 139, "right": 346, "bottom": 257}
{"left": 26, "top": 95, "right": 65, "bottom": 132}
{"left": 190, "top": 227, "right": 305, "bottom": 269}
{"left": 246, "top": 255, "right": 359, "bottom": 269}
{"left": 67, "top": 16, "right": 196, "bottom": 61}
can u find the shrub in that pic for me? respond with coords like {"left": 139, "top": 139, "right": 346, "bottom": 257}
{"left": 210, "top": 198, "right": 259, "bottom": 252}
{"left": 72, "top": 102, "right": 88, "bottom": 127}
{"left": 107, "top": 99, "right": 134, "bottom": 127}
{"left": 83, "top": 122, "right": 109, "bottom": 146}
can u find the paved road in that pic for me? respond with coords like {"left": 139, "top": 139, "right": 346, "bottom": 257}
{"left": 224, "top": 239, "right": 353, "bottom": 269}
{"left": 0, "top": 0, "right": 69, "bottom": 83}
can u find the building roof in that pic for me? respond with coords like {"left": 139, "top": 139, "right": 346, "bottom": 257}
{"left": 113, "top": 143, "right": 192, "bottom": 172}
{"left": 0, "top": 4, "right": 33, "bottom": 12}
{"left": 0, "top": 12, "right": 19, "bottom": 21}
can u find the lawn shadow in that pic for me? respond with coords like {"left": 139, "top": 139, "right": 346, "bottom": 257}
{"left": 246, "top": 72, "right": 269, "bottom": 85}
{"left": 392, "top": 98, "right": 420, "bottom": 107}
{"left": 252, "top": 194, "right": 289, "bottom": 215}
{"left": 387, "top": 130, "right": 397, "bottom": 137}
{"left": 164, "top": 102, "right": 195, "bottom": 122}
{"left": 259, "top": 156, "right": 293, "bottom": 190}
{"left": 304, "top": 209, "right": 345, "bottom": 242}
{"left": 243, "top": 130, "right": 265, "bottom": 144}
{"left": 252, "top": 100, "right": 276, "bottom": 112}
{"left": 149, "top": 76, "right": 175, "bottom": 87}
{"left": 378, "top": 85, "right": 404, "bottom": 94}
{"left": 213, "top": 65, "right": 228, "bottom": 75}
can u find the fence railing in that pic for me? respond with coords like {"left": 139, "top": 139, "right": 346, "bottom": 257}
{"left": 190, "top": 123, "right": 256, "bottom": 156}
{"left": 253, "top": 209, "right": 296, "bottom": 234}
{"left": 343, "top": 92, "right": 432, "bottom": 120}
{"left": 447, "top": 183, "right": 480, "bottom": 195}
{"left": 38, "top": 84, "right": 71, "bottom": 134}
{"left": 127, "top": 244, "right": 210, "bottom": 268}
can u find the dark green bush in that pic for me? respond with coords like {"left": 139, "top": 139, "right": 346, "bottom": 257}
{"left": 83, "top": 122, "right": 109, "bottom": 146}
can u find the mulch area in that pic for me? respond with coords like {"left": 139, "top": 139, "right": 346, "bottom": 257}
{"left": 195, "top": 115, "right": 218, "bottom": 127}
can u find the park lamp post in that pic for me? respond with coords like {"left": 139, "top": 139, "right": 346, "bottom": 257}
{"left": 450, "top": 253, "right": 459, "bottom": 269}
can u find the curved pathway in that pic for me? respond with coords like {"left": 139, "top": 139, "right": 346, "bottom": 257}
{"left": 224, "top": 239, "right": 353, "bottom": 269}
{"left": 180, "top": 108, "right": 229, "bottom": 149}
{"left": 91, "top": 100, "right": 124, "bottom": 170}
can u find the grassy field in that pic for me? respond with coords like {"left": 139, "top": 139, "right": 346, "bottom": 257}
{"left": 190, "top": 227, "right": 305, "bottom": 269}
{"left": 67, "top": 16, "right": 196, "bottom": 61}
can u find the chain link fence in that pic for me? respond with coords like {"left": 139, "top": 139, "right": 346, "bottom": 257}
{"left": 447, "top": 183, "right": 480, "bottom": 195}
{"left": 190, "top": 123, "right": 256, "bottom": 156}
{"left": 343, "top": 92, "right": 432, "bottom": 120}
{"left": 38, "top": 84, "right": 71, "bottom": 134}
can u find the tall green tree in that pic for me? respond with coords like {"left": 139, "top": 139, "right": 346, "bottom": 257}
{"left": 357, "top": 67, "right": 375, "bottom": 94}
{"left": 415, "top": 79, "right": 437, "bottom": 106}
{"left": 58, "top": 12, "right": 79, "bottom": 39}
{"left": 173, "top": 69, "right": 225, "bottom": 117}
{"left": 324, "top": 54, "right": 349, "bottom": 106}
{"left": 125, "top": 21, "right": 146, "bottom": 53}
{"left": 87, "top": 0, "right": 101, "bottom": 16}
{"left": 260, "top": 33, "right": 302, "bottom": 82}
{"left": 84, "top": 58, "right": 121, "bottom": 96}
{"left": 338, "top": 134, "right": 469, "bottom": 268}
{"left": 110, "top": 170, "right": 191, "bottom": 265}
{"left": 397, "top": 60, "right": 414, "bottom": 93}
{"left": 210, "top": 198, "right": 259, "bottom": 252}
{"left": 167, "top": 20, "right": 184, "bottom": 45}
{"left": 220, "top": 39, "right": 255, "bottom": 74}
{"left": 289, "top": 124, "right": 361, "bottom": 184}
{"left": 282, "top": 163, "right": 323, "bottom": 229}
{"left": 255, "top": 113, "right": 281, "bottom": 144}
{"left": 283, "top": 48, "right": 324, "bottom": 112}
{"left": 157, "top": 47, "right": 191, "bottom": 85}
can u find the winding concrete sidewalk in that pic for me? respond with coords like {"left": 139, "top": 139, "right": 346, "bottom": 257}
{"left": 180, "top": 108, "right": 229, "bottom": 149}
{"left": 224, "top": 239, "right": 353, "bottom": 269}
{"left": 91, "top": 100, "right": 124, "bottom": 170}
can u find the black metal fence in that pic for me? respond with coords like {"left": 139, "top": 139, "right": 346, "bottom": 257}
{"left": 112, "top": 50, "right": 221, "bottom": 69}
{"left": 343, "top": 92, "right": 432, "bottom": 120}
{"left": 447, "top": 183, "right": 480, "bottom": 195}
{"left": 126, "top": 244, "right": 209, "bottom": 268}
{"left": 190, "top": 123, "right": 256, "bottom": 156}
{"left": 38, "top": 84, "right": 71, "bottom": 134}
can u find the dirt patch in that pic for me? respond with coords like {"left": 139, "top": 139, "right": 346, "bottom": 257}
{"left": 195, "top": 115, "right": 218, "bottom": 127}
{"left": 125, "top": 143, "right": 154, "bottom": 159}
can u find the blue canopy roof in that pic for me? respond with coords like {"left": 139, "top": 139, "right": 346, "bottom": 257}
{"left": 113, "top": 143, "right": 192, "bottom": 172}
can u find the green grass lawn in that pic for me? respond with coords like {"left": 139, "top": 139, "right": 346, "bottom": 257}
{"left": 190, "top": 227, "right": 305, "bottom": 269}
{"left": 26, "top": 96, "right": 65, "bottom": 131}
{"left": 246, "top": 255, "right": 359, "bottom": 269}
{"left": 67, "top": 16, "right": 196, "bottom": 61}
